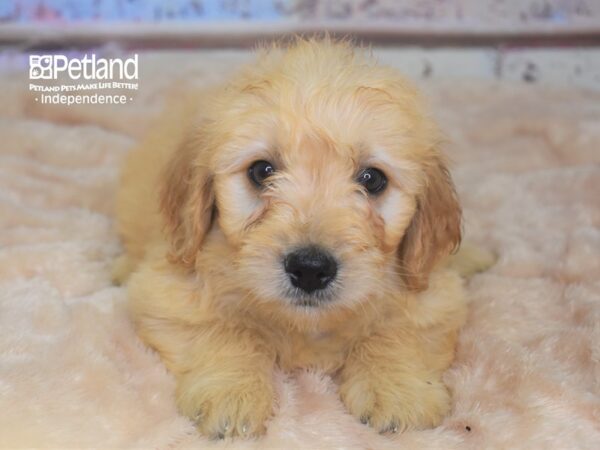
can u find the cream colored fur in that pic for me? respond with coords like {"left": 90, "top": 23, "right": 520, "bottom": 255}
{"left": 115, "top": 39, "right": 490, "bottom": 439}
{"left": 1, "top": 47, "right": 599, "bottom": 449}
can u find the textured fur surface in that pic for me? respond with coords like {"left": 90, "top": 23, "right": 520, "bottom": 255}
{"left": 115, "top": 39, "right": 474, "bottom": 438}
{"left": 0, "top": 48, "right": 599, "bottom": 449}
{"left": 117, "top": 39, "right": 470, "bottom": 439}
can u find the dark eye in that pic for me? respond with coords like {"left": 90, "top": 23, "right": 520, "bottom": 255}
{"left": 356, "top": 167, "right": 387, "bottom": 195}
{"left": 248, "top": 160, "right": 276, "bottom": 187}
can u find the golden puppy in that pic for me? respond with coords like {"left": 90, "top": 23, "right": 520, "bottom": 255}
{"left": 115, "top": 38, "right": 487, "bottom": 439}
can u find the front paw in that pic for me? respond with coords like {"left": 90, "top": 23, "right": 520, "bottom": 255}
{"left": 176, "top": 372, "right": 274, "bottom": 439}
{"left": 339, "top": 374, "right": 450, "bottom": 433}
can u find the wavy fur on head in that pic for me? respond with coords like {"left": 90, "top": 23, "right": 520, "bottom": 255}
{"left": 115, "top": 37, "right": 481, "bottom": 440}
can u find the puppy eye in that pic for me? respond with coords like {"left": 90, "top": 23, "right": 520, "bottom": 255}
{"left": 248, "top": 160, "right": 276, "bottom": 187}
{"left": 356, "top": 167, "right": 387, "bottom": 195}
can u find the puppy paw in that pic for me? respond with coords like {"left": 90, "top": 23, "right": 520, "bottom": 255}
{"left": 447, "top": 242, "right": 497, "bottom": 278}
{"left": 339, "top": 375, "right": 450, "bottom": 434}
{"left": 176, "top": 372, "right": 274, "bottom": 439}
{"left": 111, "top": 254, "right": 135, "bottom": 285}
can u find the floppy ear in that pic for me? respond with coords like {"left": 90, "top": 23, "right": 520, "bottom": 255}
{"left": 397, "top": 154, "right": 462, "bottom": 291}
{"left": 160, "top": 136, "right": 215, "bottom": 269}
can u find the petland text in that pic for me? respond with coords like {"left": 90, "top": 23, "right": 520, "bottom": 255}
{"left": 29, "top": 54, "right": 138, "bottom": 80}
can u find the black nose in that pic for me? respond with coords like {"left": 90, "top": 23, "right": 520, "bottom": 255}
{"left": 284, "top": 246, "right": 338, "bottom": 294}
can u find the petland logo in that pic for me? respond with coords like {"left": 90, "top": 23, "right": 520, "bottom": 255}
{"left": 30, "top": 54, "right": 138, "bottom": 80}
{"left": 29, "top": 53, "right": 139, "bottom": 105}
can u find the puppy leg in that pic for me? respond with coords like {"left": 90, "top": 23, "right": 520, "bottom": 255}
{"left": 339, "top": 271, "right": 466, "bottom": 433}
{"left": 339, "top": 326, "right": 456, "bottom": 433}
{"left": 175, "top": 325, "right": 276, "bottom": 439}
{"left": 128, "top": 256, "right": 275, "bottom": 439}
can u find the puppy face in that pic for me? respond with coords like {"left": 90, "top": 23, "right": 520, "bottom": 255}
{"left": 161, "top": 40, "right": 461, "bottom": 312}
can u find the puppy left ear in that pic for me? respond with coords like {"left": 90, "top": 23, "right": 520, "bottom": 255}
{"left": 160, "top": 135, "right": 215, "bottom": 269}
{"left": 397, "top": 153, "right": 462, "bottom": 291}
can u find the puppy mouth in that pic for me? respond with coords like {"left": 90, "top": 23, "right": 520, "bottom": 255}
{"left": 285, "top": 287, "right": 338, "bottom": 308}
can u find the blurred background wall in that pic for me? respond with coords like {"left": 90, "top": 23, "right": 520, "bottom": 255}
{"left": 1, "top": 0, "right": 598, "bottom": 28}
{"left": 0, "top": 0, "right": 599, "bottom": 89}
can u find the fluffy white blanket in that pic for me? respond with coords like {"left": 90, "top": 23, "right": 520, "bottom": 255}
{"left": 1, "top": 51, "right": 599, "bottom": 449}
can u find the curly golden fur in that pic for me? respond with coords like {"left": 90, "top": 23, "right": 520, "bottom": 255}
{"left": 114, "top": 38, "right": 490, "bottom": 439}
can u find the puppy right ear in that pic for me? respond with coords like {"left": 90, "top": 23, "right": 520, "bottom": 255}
{"left": 160, "top": 136, "right": 215, "bottom": 269}
{"left": 397, "top": 154, "right": 462, "bottom": 292}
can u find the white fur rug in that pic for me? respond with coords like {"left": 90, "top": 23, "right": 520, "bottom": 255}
{"left": 1, "top": 50, "right": 599, "bottom": 449}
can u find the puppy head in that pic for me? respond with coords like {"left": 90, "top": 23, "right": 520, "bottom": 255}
{"left": 161, "top": 38, "right": 461, "bottom": 311}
